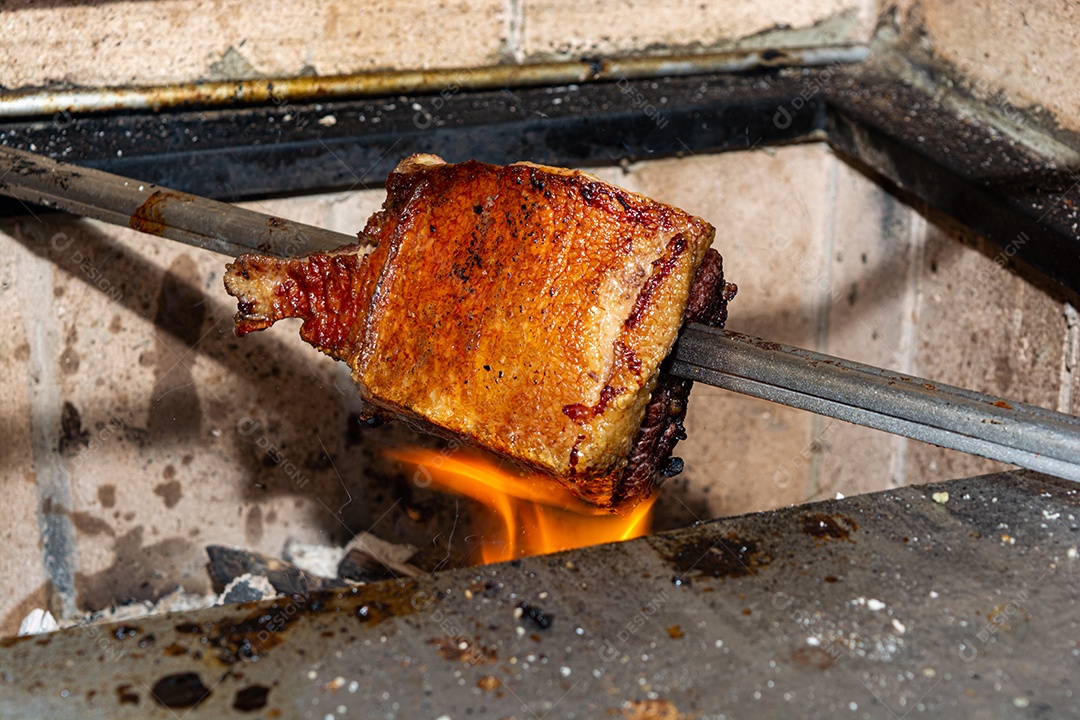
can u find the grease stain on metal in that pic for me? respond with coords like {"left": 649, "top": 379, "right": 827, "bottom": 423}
{"left": 802, "top": 513, "right": 858, "bottom": 542}
{"left": 150, "top": 672, "right": 211, "bottom": 709}
{"left": 115, "top": 683, "right": 139, "bottom": 705}
{"left": 233, "top": 684, "right": 271, "bottom": 711}
{"left": 659, "top": 534, "right": 771, "bottom": 580}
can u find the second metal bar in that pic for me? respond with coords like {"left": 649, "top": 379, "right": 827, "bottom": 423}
{"left": 672, "top": 325, "right": 1080, "bottom": 481}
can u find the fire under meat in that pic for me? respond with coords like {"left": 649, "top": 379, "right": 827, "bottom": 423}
{"left": 392, "top": 447, "right": 656, "bottom": 564}
{"left": 224, "top": 154, "right": 735, "bottom": 512}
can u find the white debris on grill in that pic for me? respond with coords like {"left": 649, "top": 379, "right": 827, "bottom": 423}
{"left": 220, "top": 573, "right": 277, "bottom": 604}
{"left": 283, "top": 538, "right": 347, "bottom": 578}
{"left": 17, "top": 608, "right": 58, "bottom": 636}
{"left": 16, "top": 532, "right": 426, "bottom": 636}
{"left": 284, "top": 533, "right": 424, "bottom": 579}
{"left": 18, "top": 586, "right": 217, "bottom": 636}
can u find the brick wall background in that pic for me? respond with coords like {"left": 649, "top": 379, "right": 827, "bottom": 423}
{"left": 1, "top": 0, "right": 1077, "bottom": 635}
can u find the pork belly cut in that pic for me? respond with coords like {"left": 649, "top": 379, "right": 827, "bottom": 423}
{"left": 224, "top": 154, "right": 734, "bottom": 511}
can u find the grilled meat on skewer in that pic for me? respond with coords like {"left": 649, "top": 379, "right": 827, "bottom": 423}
{"left": 224, "top": 154, "right": 735, "bottom": 511}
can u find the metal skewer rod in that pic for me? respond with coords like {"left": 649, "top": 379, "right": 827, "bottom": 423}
{"left": 673, "top": 325, "right": 1080, "bottom": 481}
{"left": 0, "top": 143, "right": 355, "bottom": 257}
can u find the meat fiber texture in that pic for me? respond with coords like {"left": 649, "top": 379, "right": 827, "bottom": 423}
{"left": 224, "top": 154, "right": 724, "bottom": 511}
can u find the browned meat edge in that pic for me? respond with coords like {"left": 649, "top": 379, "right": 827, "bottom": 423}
{"left": 611, "top": 248, "right": 737, "bottom": 508}
{"left": 362, "top": 248, "right": 736, "bottom": 511}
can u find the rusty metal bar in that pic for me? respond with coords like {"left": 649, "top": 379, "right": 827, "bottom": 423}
{"left": 0, "top": 45, "right": 868, "bottom": 119}
{"left": 0, "top": 144, "right": 355, "bottom": 257}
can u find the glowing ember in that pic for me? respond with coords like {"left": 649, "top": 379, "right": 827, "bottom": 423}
{"left": 391, "top": 448, "right": 655, "bottom": 564}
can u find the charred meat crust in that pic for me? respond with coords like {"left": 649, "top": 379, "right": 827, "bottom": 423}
{"left": 356, "top": 251, "right": 735, "bottom": 512}
{"left": 612, "top": 249, "right": 736, "bottom": 509}
{"left": 224, "top": 154, "right": 726, "bottom": 513}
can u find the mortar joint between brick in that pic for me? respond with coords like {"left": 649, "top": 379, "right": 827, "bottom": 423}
{"left": 891, "top": 207, "right": 928, "bottom": 487}
{"left": 1058, "top": 303, "right": 1079, "bottom": 413}
{"left": 807, "top": 152, "right": 841, "bottom": 498}
{"left": 500, "top": 0, "right": 525, "bottom": 64}
{"left": 14, "top": 230, "right": 80, "bottom": 620}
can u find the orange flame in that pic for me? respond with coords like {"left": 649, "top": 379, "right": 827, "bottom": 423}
{"left": 391, "top": 448, "right": 655, "bottom": 564}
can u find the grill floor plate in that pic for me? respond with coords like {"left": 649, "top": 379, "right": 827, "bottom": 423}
{"left": 2, "top": 469, "right": 1075, "bottom": 718}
